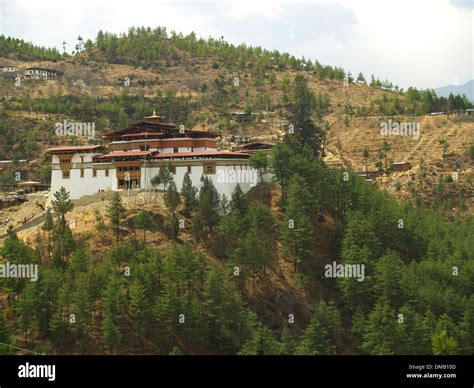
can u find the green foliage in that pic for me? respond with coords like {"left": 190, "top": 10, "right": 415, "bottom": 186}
{"left": 0, "top": 35, "right": 63, "bottom": 60}
{"left": 106, "top": 193, "right": 126, "bottom": 246}
{"left": 51, "top": 187, "right": 73, "bottom": 220}
{"left": 164, "top": 179, "right": 181, "bottom": 213}
{"left": 192, "top": 176, "right": 220, "bottom": 240}
{"left": 281, "top": 174, "right": 315, "bottom": 273}
{"left": 295, "top": 300, "right": 342, "bottom": 355}
{"left": 249, "top": 151, "right": 269, "bottom": 182}
{"left": 234, "top": 202, "right": 275, "bottom": 280}
{"left": 286, "top": 75, "right": 327, "bottom": 156}
{"left": 133, "top": 211, "right": 154, "bottom": 243}
{"left": 181, "top": 172, "right": 197, "bottom": 216}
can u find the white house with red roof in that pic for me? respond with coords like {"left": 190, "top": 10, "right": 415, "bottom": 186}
{"left": 45, "top": 112, "right": 267, "bottom": 199}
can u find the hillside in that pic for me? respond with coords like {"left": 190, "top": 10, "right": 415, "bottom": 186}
{"left": 1, "top": 46, "right": 472, "bottom": 212}
{"left": 0, "top": 29, "right": 473, "bottom": 357}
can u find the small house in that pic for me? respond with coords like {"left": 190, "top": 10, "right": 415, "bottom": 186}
{"left": 390, "top": 161, "right": 412, "bottom": 172}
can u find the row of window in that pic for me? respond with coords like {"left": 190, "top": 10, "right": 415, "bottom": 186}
{"left": 117, "top": 166, "right": 140, "bottom": 172}
{"left": 63, "top": 169, "right": 109, "bottom": 179}
{"left": 61, "top": 164, "right": 228, "bottom": 179}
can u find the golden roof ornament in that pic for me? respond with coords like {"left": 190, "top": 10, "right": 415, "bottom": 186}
{"left": 145, "top": 109, "right": 161, "bottom": 120}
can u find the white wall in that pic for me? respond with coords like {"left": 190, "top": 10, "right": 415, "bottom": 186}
{"left": 51, "top": 168, "right": 113, "bottom": 199}
{"left": 143, "top": 163, "right": 260, "bottom": 198}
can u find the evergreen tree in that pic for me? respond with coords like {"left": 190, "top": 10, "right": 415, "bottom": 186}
{"left": 164, "top": 179, "right": 181, "bottom": 213}
{"left": 235, "top": 202, "right": 275, "bottom": 282}
{"left": 360, "top": 302, "right": 402, "bottom": 355}
{"left": 106, "top": 192, "right": 126, "bottom": 246}
{"left": 240, "top": 325, "right": 281, "bottom": 355}
{"left": 229, "top": 184, "right": 246, "bottom": 214}
{"left": 101, "top": 275, "right": 126, "bottom": 353}
{"left": 41, "top": 208, "right": 54, "bottom": 261}
{"left": 363, "top": 147, "right": 369, "bottom": 174}
{"left": 51, "top": 187, "right": 73, "bottom": 222}
{"left": 0, "top": 313, "right": 10, "bottom": 354}
{"left": 181, "top": 172, "right": 197, "bottom": 216}
{"left": 295, "top": 300, "right": 342, "bottom": 355}
{"left": 129, "top": 280, "right": 150, "bottom": 341}
{"left": 193, "top": 176, "right": 220, "bottom": 239}
{"left": 133, "top": 210, "right": 154, "bottom": 243}
{"left": 357, "top": 72, "right": 366, "bottom": 83}
{"left": 281, "top": 174, "right": 315, "bottom": 273}
{"left": 287, "top": 75, "right": 326, "bottom": 156}
{"left": 249, "top": 151, "right": 268, "bottom": 182}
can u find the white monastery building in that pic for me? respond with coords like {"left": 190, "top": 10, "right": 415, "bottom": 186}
{"left": 46, "top": 112, "right": 267, "bottom": 199}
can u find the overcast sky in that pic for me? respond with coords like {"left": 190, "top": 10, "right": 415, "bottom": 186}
{"left": 0, "top": 0, "right": 472, "bottom": 89}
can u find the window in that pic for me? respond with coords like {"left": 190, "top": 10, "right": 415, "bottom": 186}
{"left": 80, "top": 169, "right": 84, "bottom": 178}
{"left": 105, "top": 169, "right": 109, "bottom": 177}
{"left": 62, "top": 170, "right": 70, "bottom": 179}
{"left": 171, "top": 165, "right": 176, "bottom": 174}
{"left": 173, "top": 147, "right": 179, "bottom": 153}
{"left": 93, "top": 169, "right": 97, "bottom": 177}
{"left": 204, "top": 164, "right": 216, "bottom": 174}
{"left": 187, "top": 166, "right": 192, "bottom": 174}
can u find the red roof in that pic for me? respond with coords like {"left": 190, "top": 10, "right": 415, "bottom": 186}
{"left": 154, "top": 151, "right": 250, "bottom": 159}
{"left": 94, "top": 151, "right": 155, "bottom": 159}
{"left": 120, "top": 132, "right": 162, "bottom": 138}
{"left": 45, "top": 145, "right": 104, "bottom": 153}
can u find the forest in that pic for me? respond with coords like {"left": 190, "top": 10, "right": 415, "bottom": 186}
{"left": 0, "top": 76, "right": 472, "bottom": 355}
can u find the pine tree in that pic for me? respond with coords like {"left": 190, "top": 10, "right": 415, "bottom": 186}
{"left": 94, "top": 209, "right": 106, "bottom": 233}
{"left": 181, "top": 172, "right": 197, "bottom": 216}
{"left": 235, "top": 202, "right": 275, "bottom": 283}
{"left": 281, "top": 174, "right": 315, "bottom": 273}
{"left": 71, "top": 245, "right": 90, "bottom": 274}
{"left": 249, "top": 151, "right": 268, "bottom": 182}
{"left": 357, "top": 72, "right": 366, "bottom": 83}
{"left": 240, "top": 325, "right": 281, "bottom": 355}
{"left": 72, "top": 273, "right": 92, "bottom": 346}
{"left": 295, "top": 300, "right": 342, "bottom": 355}
{"left": 101, "top": 311, "right": 121, "bottom": 354}
{"left": 0, "top": 313, "right": 10, "bottom": 347}
{"left": 41, "top": 208, "right": 54, "bottom": 261}
{"left": 280, "top": 327, "right": 295, "bottom": 355}
{"left": 229, "top": 184, "right": 246, "bottom": 214}
{"left": 133, "top": 210, "right": 154, "bottom": 243}
{"left": 106, "top": 192, "right": 126, "bottom": 247}
{"left": 363, "top": 147, "right": 369, "bottom": 174}
{"left": 288, "top": 74, "right": 326, "bottom": 156}
{"left": 51, "top": 187, "right": 73, "bottom": 222}
{"left": 194, "top": 176, "right": 220, "bottom": 238}
{"left": 129, "top": 280, "right": 149, "bottom": 341}
{"left": 101, "top": 275, "right": 126, "bottom": 353}
{"left": 360, "top": 302, "right": 402, "bottom": 355}
{"left": 164, "top": 179, "right": 181, "bottom": 213}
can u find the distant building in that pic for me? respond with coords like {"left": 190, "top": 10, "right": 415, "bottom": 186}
{"left": 0, "top": 65, "right": 16, "bottom": 72}
{"left": 231, "top": 111, "right": 253, "bottom": 122}
{"left": 24, "top": 67, "right": 60, "bottom": 80}
{"left": 466, "top": 109, "right": 474, "bottom": 117}
{"left": 239, "top": 142, "right": 274, "bottom": 154}
{"left": 355, "top": 170, "right": 384, "bottom": 180}
{"left": 227, "top": 134, "right": 250, "bottom": 144}
{"left": 0, "top": 159, "right": 28, "bottom": 169}
{"left": 390, "top": 161, "right": 412, "bottom": 172}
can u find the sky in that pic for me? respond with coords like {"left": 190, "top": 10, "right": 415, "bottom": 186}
{"left": 0, "top": 0, "right": 472, "bottom": 90}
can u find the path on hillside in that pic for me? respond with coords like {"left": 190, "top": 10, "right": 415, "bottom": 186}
{"left": 404, "top": 116, "right": 458, "bottom": 162}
